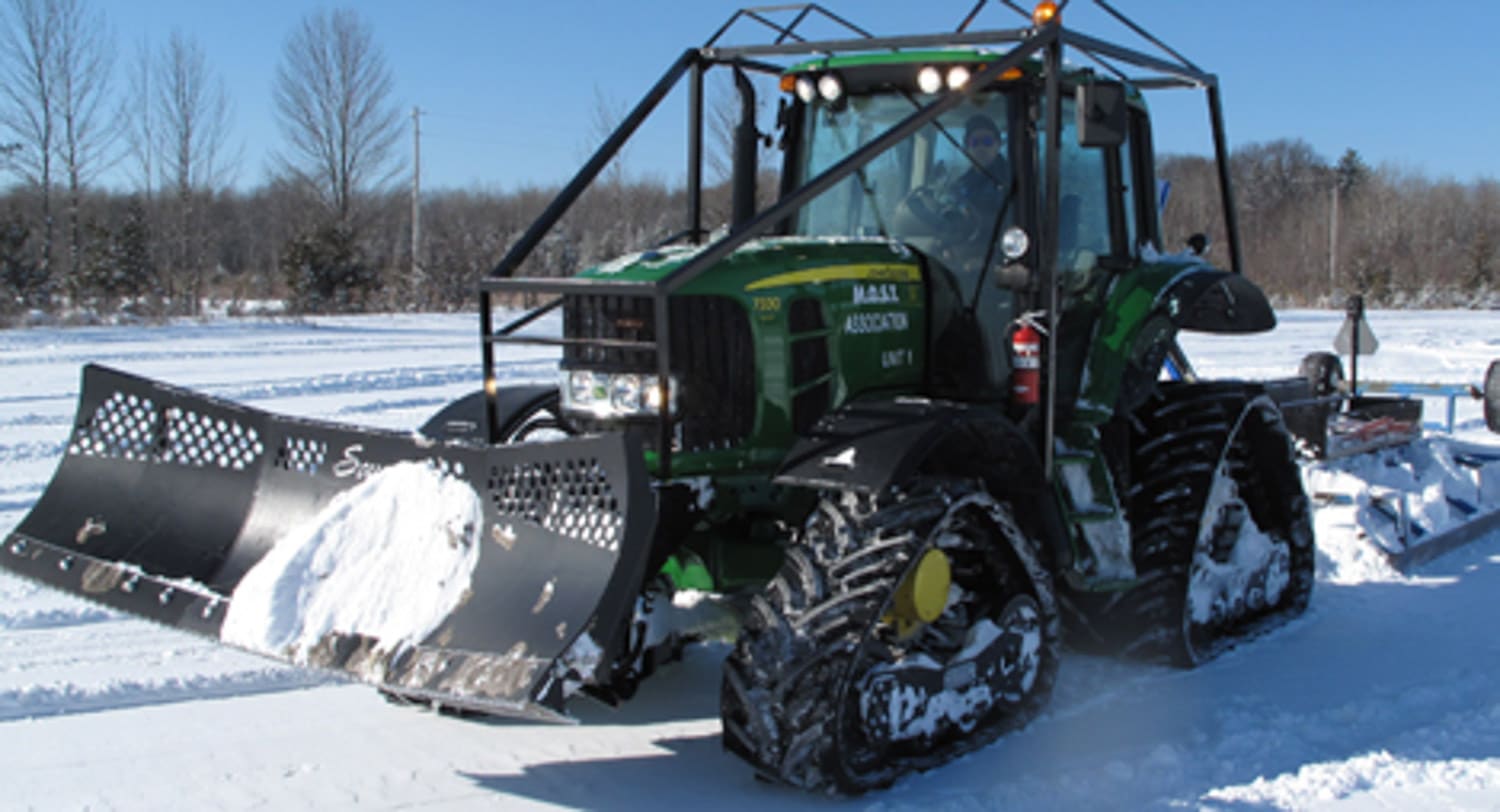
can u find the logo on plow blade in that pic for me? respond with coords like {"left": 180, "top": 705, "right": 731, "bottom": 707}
{"left": 333, "top": 444, "right": 383, "bottom": 480}
{"left": 330, "top": 444, "right": 465, "bottom": 483}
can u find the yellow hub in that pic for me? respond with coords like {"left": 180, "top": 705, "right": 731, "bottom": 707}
{"left": 889, "top": 548, "right": 952, "bottom": 637}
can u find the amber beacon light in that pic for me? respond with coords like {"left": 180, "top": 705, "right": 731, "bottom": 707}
{"left": 1032, "top": 1, "right": 1059, "bottom": 26}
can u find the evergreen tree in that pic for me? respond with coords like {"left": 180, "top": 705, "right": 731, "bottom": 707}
{"left": 0, "top": 212, "right": 45, "bottom": 318}
{"left": 114, "top": 199, "right": 156, "bottom": 311}
{"left": 280, "top": 223, "right": 381, "bottom": 313}
{"left": 1335, "top": 148, "right": 1370, "bottom": 194}
{"left": 73, "top": 220, "right": 117, "bottom": 308}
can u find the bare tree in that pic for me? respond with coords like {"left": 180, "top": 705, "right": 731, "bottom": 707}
{"left": 272, "top": 8, "right": 402, "bottom": 228}
{"left": 51, "top": 0, "right": 114, "bottom": 283}
{"left": 123, "top": 35, "right": 155, "bottom": 197}
{"left": 0, "top": 0, "right": 60, "bottom": 282}
{"left": 155, "top": 30, "right": 234, "bottom": 313}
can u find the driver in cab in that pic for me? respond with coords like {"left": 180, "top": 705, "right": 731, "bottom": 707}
{"left": 898, "top": 113, "right": 1011, "bottom": 277}
{"left": 951, "top": 114, "right": 1009, "bottom": 219}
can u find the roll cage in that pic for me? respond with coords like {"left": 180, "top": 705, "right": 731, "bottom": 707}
{"left": 478, "top": 1, "right": 1243, "bottom": 476}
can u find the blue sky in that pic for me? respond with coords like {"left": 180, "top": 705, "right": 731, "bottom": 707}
{"left": 105, "top": 1, "right": 1500, "bottom": 192}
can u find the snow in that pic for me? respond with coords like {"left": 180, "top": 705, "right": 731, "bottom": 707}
{"left": 221, "top": 461, "right": 484, "bottom": 669}
{"left": 1, "top": 308, "right": 1500, "bottom": 809}
{"left": 1188, "top": 459, "right": 1290, "bottom": 625}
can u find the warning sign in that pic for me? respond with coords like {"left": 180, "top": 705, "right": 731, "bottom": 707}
{"left": 1333, "top": 316, "right": 1379, "bottom": 356}
{"left": 1334, "top": 296, "right": 1379, "bottom": 356}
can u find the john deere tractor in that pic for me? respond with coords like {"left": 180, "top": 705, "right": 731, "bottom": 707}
{"left": 4, "top": 2, "right": 1313, "bottom": 794}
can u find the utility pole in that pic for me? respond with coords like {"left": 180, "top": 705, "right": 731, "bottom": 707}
{"left": 1328, "top": 180, "right": 1339, "bottom": 303}
{"left": 411, "top": 107, "right": 423, "bottom": 286}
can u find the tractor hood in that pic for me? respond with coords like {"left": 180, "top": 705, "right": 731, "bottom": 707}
{"left": 576, "top": 236, "right": 924, "bottom": 295}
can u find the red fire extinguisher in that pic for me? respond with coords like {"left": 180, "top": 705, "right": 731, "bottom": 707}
{"left": 1011, "top": 322, "right": 1042, "bottom": 406}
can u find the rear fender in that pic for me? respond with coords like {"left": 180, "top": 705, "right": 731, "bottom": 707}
{"left": 775, "top": 397, "right": 1068, "bottom": 569}
{"left": 1159, "top": 267, "right": 1276, "bottom": 334}
{"left": 1078, "top": 266, "right": 1276, "bottom": 421}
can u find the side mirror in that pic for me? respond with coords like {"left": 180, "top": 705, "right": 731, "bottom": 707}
{"left": 1076, "top": 82, "right": 1127, "bottom": 148}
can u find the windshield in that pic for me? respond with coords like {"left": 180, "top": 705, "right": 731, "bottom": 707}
{"left": 794, "top": 90, "right": 1017, "bottom": 279}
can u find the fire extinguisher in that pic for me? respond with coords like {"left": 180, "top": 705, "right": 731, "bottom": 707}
{"left": 1011, "top": 321, "right": 1042, "bottom": 407}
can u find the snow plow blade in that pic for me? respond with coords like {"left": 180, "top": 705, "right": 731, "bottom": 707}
{"left": 1, "top": 364, "right": 653, "bottom": 722}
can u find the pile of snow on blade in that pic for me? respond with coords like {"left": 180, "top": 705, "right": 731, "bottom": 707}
{"left": 221, "top": 462, "right": 482, "bottom": 661}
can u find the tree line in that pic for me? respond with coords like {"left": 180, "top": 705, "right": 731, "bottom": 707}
{"left": 1160, "top": 142, "right": 1500, "bottom": 308}
{"left": 1, "top": 0, "right": 1495, "bottom": 327}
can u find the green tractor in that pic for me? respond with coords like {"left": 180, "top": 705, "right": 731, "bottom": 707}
{"left": 3, "top": 2, "right": 1313, "bottom": 794}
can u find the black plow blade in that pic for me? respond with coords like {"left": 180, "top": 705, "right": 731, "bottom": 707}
{"left": 2, "top": 364, "right": 653, "bottom": 722}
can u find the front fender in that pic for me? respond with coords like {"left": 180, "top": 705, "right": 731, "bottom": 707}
{"left": 419, "top": 386, "right": 559, "bottom": 443}
{"left": 774, "top": 397, "right": 1069, "bottom": 569}
{"left": 774, "top": 397, "right": 968, "bottom": 494}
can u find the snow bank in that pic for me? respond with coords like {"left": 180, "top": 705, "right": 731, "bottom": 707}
{"left": 220, "top": 462, "right": 483, "bottom": 662}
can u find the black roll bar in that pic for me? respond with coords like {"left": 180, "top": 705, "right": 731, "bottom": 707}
{"left": 478, "top": 2, "right": 1246, "bottom": 476}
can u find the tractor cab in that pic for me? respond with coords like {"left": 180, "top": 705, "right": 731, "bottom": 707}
{"left": 779, "top": 52, "right": 1164, "bottom": 398}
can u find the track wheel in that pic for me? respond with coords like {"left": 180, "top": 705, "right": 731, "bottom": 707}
{"left": 1126, "top": 383, "right": 1315, "bottom": 666}
{"left": 720, "top": 480, "right": 1060, "bottom": 794}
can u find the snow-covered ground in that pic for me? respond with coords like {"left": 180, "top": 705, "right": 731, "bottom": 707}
{"left": 2, "top": 309, "right": 1499, "bottom": 810}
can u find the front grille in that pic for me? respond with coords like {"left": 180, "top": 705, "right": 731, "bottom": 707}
{"left": 564, "top": 294, "right": 755, "bottom": 452}
{"left": 563, "top": 294, "right": 655, "bottom": 370}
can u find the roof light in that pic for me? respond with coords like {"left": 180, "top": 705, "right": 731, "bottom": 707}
{"left": 817, "top": 73, "right": 844, "bottom": 103}
{"left": 1032, "top": 1, "right": 1059, "bottom": 26}
{"left": 917, "top": 66, "right": 943, "bottom": 95}
{"left": 795, "top": 76, "right": 817, "bottom": 103}
{"left": 946, "top": 65, "right": 972, "bottom": 90}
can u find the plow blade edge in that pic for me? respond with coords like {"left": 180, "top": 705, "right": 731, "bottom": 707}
{"left": 2, "top": 364, "right": 653, "bottom": 722}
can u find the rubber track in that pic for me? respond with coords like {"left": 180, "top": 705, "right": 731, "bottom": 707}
{"left": 1117, "top": 382, "right": 1315, "bottom": 664}
{"left": 721, "top": 481, "right": 1061, "bottom": 793}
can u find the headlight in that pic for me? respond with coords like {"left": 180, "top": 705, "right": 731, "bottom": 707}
{"left": 917, "top": 66, "right": 943, "bottom": 95}
{"left": 569, "top": 370, "right": 600, "bottom": 405}
{"left": 561, "top": 370, "right": 678, "bottom": 418}
{"left": 817, "top": 73, "right": 843, "bottom": 103}
{"left": 610, "top": 374, "right": 643, "bottom": 412}
{"left": 794, "top": 76, "right": 817, "bottom": 104}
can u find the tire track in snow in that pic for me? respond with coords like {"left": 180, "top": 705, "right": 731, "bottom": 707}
{"left": 0, "top": 605, "right": 116, "bottom": 631}
{"left": 200, "top": 359, "right": 557, "bottom": 404}
{"left": 0, "top": 336, "right": 477, "bottom": 372}
{"left": 0, "top": 619, "right": 333, "bottom": 721}
{"left": 0, "top": 440, "right": 65, "bottom": 467}
{"left": 0, "top": 484, "right": 44, "bottom": 515}
{"left": 0, "top": 358, "right": 558, "bottom": 414}
{"left": 0, "top": 668, "right": 332, "bottom": 722}
{"left": 0, "top": 413, "right": 64, "bottom": 428}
